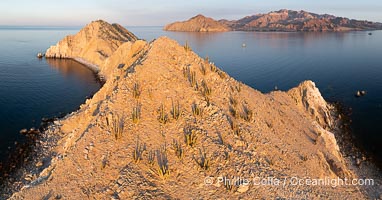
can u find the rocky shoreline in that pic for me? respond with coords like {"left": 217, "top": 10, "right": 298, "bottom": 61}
{"left": 327, "top": 102, "right": 382, "bottom": 198}
{"left": 0, "top": 60, "right": 103, "bottom": 199}
{"left": 0, "top": 118, "right": 62, "bottom": 198}
{"left": 0, "top": 100, "right": 101, "bottom": 199}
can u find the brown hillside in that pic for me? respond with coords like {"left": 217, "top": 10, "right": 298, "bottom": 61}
{"left": 164, "top": 14, "right": 231, "bottom": 32}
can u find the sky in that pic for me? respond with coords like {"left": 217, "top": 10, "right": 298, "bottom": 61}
{"left": 1, "top": 0, "right": 382, "bottom": 26}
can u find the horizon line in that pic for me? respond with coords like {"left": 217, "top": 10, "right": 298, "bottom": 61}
{"left": 0, "top": 25, "right": 164, "bottom": 28}
{"left": 1, "top": 8, "right": 381, "bottom": 27}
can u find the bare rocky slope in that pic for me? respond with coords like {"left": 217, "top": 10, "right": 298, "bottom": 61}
{"left": 164, "top": 14, "right": 230, "bottom": 32}
{"left": 164, "top": 9, "right": 382, "bottom": 32}
{"left": 45, "top": 20, "right": 138, "bottom": 78}
{"left": 9, "top": 20, "right": 381, "bottom": 199}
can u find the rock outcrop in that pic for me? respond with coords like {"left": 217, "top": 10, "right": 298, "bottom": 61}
{"left": 165, "top": 9, "right": 382, "bottom": 32}
{"left": 287, "top": 81, "right": 351, "bottom": 179}
{"left": 164, "top": 14, "right": 231, "bottom": 32}
{"left": 288, "top": 81, "right": 334, "bottom": 129}
{"left": 9, "top": 20, "right": 372, "bottom": 199}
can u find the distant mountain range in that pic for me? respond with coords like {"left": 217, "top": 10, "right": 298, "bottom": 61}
{"left": 164, "top": 9, "right": 382, "bottom": 32}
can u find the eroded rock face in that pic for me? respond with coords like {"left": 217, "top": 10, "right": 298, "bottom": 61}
{"left": 287, "top": 81, "right": 352, "bottom": 179}
{"left": 287, "top": 80, "right": 333, "bottom": 129}
{"left": 10, "top": 21, "right": 368, "bottom": 199}
{"left": 165, "top": 10, "right": 382, "bottom": 32}
{"left": 164, "top": 14, "right": 231, "bottom": 32}
{"left": 45, "top": 20, "right": 138, "bottom": 72}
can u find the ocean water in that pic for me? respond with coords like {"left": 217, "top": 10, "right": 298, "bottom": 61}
{"left": 0, "top": 27, "right": 101, "bottom": 165}
{"left": 0, "top": 26, "right": 381, "bottom": 170}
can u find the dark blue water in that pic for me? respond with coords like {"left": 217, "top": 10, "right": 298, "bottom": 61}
{"left": 0, "top": 28, "right": 100, "bottom": 165}
{"left": 128, "top": 27, "right": 382, "bottom": 165}
{"left": 0, "top": 26, "right": 381, "bottom": 169}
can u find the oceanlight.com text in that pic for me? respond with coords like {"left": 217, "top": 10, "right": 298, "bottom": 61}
{"left": 204, "top": 176, "right": 374, "bottom": 188}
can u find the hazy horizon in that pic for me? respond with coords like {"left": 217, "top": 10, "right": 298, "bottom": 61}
{"left": 1, "top": 0, "right": 382, "bottom": 26}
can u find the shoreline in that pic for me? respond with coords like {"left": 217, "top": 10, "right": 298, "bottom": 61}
{"left": 72, "top": 57, "right": 100, "bottom": 73}
{"left": 331, "top": 101, "right": 382, "bottom": 168}
{"left": 46, "top": 57, "right": 106, "bottom": 84}
{"left": 0, "top": 57, "right": 104, "bottom": 199}
{"left": 329, "top": 102, "right": 382, "bottom": 198}
{"left": 164, "top": 29, "right": 381, "bottom": 33}
{"left": 0, "top": 118, "right": 62, "bottom": 198}
{"left": 72, "top": 57, "right": 106, "bottom": 84}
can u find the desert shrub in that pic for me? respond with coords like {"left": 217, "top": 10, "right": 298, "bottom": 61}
{"left": 148, "top": 150, "right": 155, "bottom": 166}
{"left": 241, "top": 104, "right": 254, "bottom": 122}
{"left": 132, "top": 82, "right": 141, "bottom": 99}
{"left": 229, "top": 105, "right": 240, "bottom": 119}
{"left": 132, "top": 103, "right": 141, "bottom": 124}
{"left": 158, "top": 104, "right": 169, "bottom": 124}
{"left": 229, "top": 118, "right": 240, "bottom": 136}
{"left": 184, "top": 126, "right": 198, "bottom": 147}
{"left": 217, "top": 70, "right": 227, "bottom": 79}
{"left": 229, "top": 96, "right": 238, "bottom": 107}
{"left": 201, "top": 80, "right": 212, "bottom": 97}
{"left": 184, "top": 41, "right": 192, "bottom": 52}
{"left": 171, "top": 100, "right": 181, "bottom": 120}
{"left": 192, "top": 103, "right": 202, "bottom": 117}
{"left": 200, "top": 64, "right": 207, "bottom": 75}
{"left": 196, "top": 148, "right": 210, "bottom": 170}
{"left": 156, "top": 147, "right": 170, "bottom": 179}
{"left": 109, "top": 114, "right": 125, "bottom": 140}
{"left": 172, "top": 139, "right": 184, "bottom": 159}
{"left": 133, "top": 139, "right": 146, "bottom": 163}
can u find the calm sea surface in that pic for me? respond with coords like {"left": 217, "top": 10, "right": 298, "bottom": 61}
{"left": 0, "top": 27, "right": 101, "bottom": 165}
{"left": 0, "top": 26, "right": 381, "bottom": 167}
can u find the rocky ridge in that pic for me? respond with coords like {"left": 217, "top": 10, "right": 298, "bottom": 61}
{"left": 164, "top": 9, "right": 382, "bottom": 32}
{"left": 8, "top": 20, "right": 380, "bottom": 199}
{"left": 45, "top": 19, "right": 138, "bottom": 78}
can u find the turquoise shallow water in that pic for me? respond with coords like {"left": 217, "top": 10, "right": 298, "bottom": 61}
{"left": 0, "top": 26, "right": 381, "bottom": 169}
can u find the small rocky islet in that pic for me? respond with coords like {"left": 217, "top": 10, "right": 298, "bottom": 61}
{"left": 3, "top": 19, "right": 381, "bottom": 199}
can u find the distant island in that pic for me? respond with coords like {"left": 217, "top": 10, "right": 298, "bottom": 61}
{"left": 164, "top": 9, "right": 382, "bottom": 32}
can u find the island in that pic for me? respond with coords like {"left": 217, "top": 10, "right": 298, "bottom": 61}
{"left": 163, "top": 14, "right": 231, "bottom": 32}
{"left": 164, "top": 9, "right": 382, "bottom": 32}
{"left": 9, "top": 20, "right": 372, "bottom": 199}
